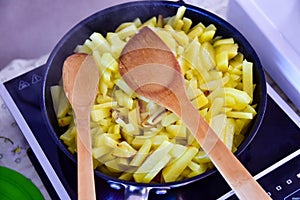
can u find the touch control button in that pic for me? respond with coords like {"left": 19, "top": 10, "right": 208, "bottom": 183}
{"left": 286, "top": 179, "right": 292, "bottom": 185}
{"left": 276, "top": 186, "right": 282, "bottom": 191}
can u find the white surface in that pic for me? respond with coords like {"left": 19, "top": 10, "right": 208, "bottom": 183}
{"left": 254, "top": 0, "right": 300, "bottom": 55}
{"left": 227, "top": 0, "right": 300, "bottom": 110}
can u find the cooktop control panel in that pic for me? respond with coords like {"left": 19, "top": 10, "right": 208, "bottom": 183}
{"left": 222, "top": 150, "right": 300, "bottom": 199}
{"left": 263, "top": 154, "right": 300, "bottom": 199}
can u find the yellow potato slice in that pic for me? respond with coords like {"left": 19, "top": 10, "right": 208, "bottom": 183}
{"left": 133, "top": 140, "right": 173, "bottom": 182}
{"left": 162, "top": 146, "right": 198, "bottom": 182}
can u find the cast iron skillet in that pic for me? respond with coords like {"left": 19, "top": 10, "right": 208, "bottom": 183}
{"left": 42, "top": 0, "right": 267, "bottom": 199}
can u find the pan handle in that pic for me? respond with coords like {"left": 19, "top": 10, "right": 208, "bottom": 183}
{"left": 108, "top": 180, "right": 170, "bottom": 200}
{"left": 124, "top": 185, "right": 151, "bottom": 200}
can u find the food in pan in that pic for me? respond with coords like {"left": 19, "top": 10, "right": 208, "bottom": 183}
{"left": 50, "top": 6, "right": 257, "bottom": 183}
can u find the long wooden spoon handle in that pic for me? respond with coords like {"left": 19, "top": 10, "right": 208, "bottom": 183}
{"left": 63, "top": 54, "right": 98, "bottom": 200}
{"left": 179, "top": 97, "right": 271, "bottom": 199}
{"left": 75, "top": 111, "right": 96, "bottom": 200}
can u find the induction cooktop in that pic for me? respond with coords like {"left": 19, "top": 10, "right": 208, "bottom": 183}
{"left": 0, "top": 64, "right": 299, "bottom": 199}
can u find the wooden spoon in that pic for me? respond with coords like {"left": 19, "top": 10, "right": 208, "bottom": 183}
{"left": 119, "top": 27, "right": 271, "bottom": 200}
{"left": 63, "top": 53, "right": 99, "bottom": 200}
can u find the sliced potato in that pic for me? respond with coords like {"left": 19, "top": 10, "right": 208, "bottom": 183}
{"left": 55, "top": 5, "right": 258, "bottom": 184}
{"left": 162, "top": 146, "right": 198, "bottom": 182}
{"left": 130, "top": 140, "right": 152, "bottom": 167}
{"left": 133, "top": 140, "right": 173, "bottom": 182}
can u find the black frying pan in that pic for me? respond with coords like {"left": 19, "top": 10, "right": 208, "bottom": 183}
{"left": 42, "top": 1, "right": 267, "bottom": 199}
